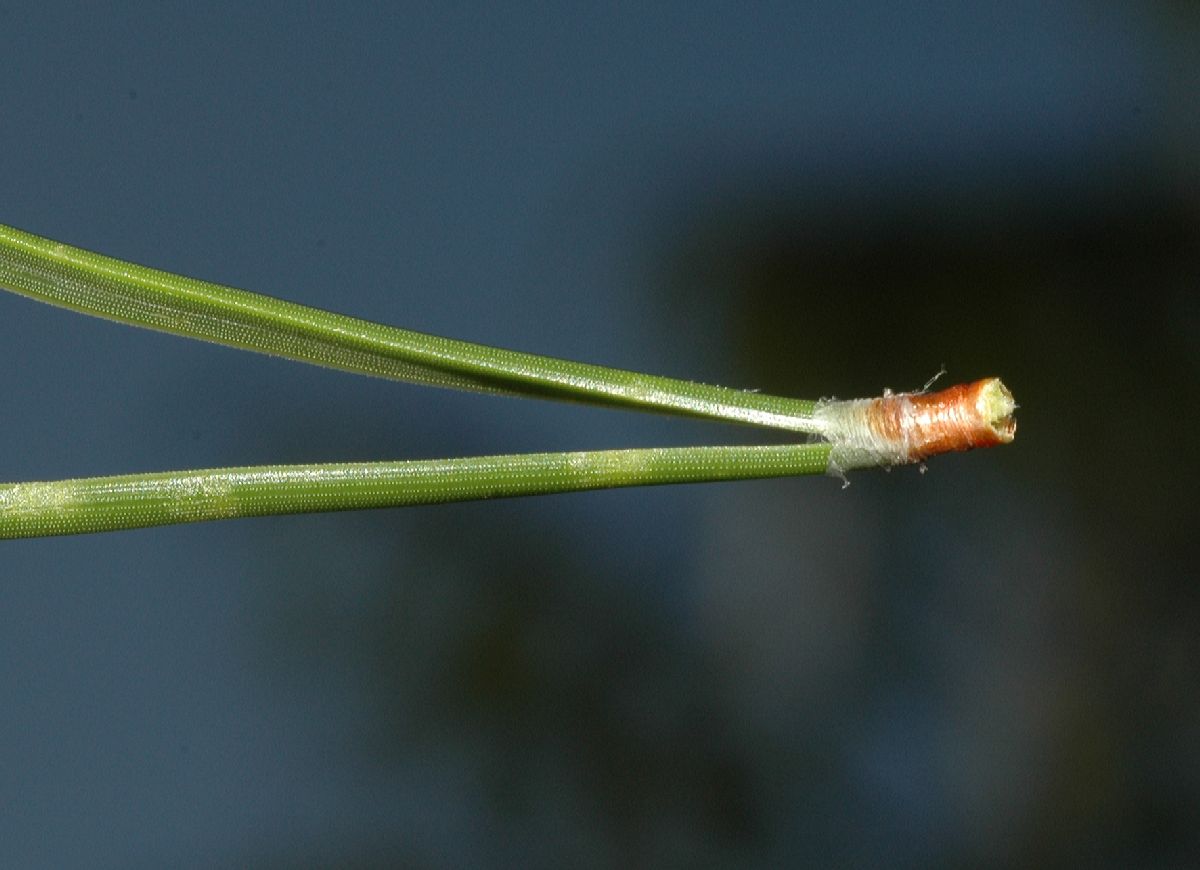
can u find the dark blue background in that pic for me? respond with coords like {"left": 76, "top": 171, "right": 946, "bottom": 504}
{"left": 2, "top": 3, "right": 1197, "bottom": 866}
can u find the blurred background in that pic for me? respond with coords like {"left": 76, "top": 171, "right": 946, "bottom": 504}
{"left": 1, "top": 2, "right": 1197, "bottom": 866}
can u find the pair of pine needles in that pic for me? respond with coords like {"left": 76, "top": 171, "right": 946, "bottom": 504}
{"left": 0, "top": 223, "right": 1015, "bottom": 539}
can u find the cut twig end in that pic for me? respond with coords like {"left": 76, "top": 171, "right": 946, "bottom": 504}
{"left": 974, "top": 377, "right": 1017, "bottom": 445}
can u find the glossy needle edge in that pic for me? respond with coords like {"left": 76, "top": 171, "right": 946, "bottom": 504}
{"left": 0, "top": 223, "right": 817, "bottom": 431}
{"left": 0, "top": 444, "right": 832, "bottom": 539}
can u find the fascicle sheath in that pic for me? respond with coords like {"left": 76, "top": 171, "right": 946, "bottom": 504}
{"left": 813, "top": 378, "right": 1017, "bottom": 472}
